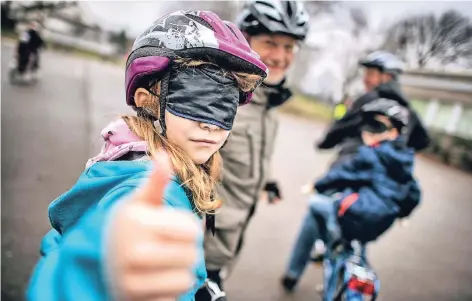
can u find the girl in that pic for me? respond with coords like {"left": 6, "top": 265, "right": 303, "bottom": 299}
{"left": 27, "top": 10, "right": 267, "bottom": 301}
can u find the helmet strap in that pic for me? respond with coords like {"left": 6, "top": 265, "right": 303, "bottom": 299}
{"left": 135, "top": 67, "right": 172, "bottom": 137}
{"left": 156, "top": 69, "right": 172, "bottom": 136}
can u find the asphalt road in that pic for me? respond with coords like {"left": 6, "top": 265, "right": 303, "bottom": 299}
{"left": 2, "top": 43, "right": 472, "bottom": 301}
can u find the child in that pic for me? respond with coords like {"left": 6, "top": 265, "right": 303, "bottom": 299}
{"left": 281, "top": 98, "right": 421, "bottom": 292}
{"left": 27, "top": 10, "right": 267, "bottom": 301}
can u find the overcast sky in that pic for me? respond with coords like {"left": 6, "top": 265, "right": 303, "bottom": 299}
{"left": 79, "top": 1, "right": 472, "bottom": 37}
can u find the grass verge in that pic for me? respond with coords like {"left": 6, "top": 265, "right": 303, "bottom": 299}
{"left": 279, "top": 93, "right": 333, "bottom": 123}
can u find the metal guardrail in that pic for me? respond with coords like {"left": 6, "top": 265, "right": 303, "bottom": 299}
{"left": 400, "top": 73, "right": 472, "bottom": 96}
{"left": 404, "top": 73, "right": 471, "bottom": 141}
{"left": 403, "top": 72, "right": 472, "bottom": 171}
{"left": 404, "top": 70, "right": 472, "bottom": 82}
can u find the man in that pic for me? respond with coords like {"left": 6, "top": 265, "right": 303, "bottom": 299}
{"left": 16, "top": 21, "right": 45, "bottom": 80}
{"left": 317, "top": 51, "right": 430, "bottom": 167}
{"left": 196, "top": 1, "right": 310, "bottom": 300}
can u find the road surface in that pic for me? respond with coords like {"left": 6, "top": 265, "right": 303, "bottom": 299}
{"left": 2, "top": 43, "right": 472, "bottom": 301}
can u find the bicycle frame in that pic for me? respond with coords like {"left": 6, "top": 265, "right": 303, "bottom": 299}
{"left": 322, "top": 241, "right": 380, "bottom": 301}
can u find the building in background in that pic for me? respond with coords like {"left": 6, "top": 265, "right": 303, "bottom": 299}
{"left": 8, "top": 1, "right": 119, "bottom": 57}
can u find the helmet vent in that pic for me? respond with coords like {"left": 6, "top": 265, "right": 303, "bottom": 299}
{"left": 265, "top": 14, "right": 281, "bottom": 23}
{"left": 286, "top": 2, "right": 294, "bottom": 19}
{"left": 225, "top": 24, "right": 238, "bottom": 38}
{"left": 185, "top": 14, "right": 215, "bottom": 31}
{"left": 255, "top": 1, "right": 274, "bottom": 9}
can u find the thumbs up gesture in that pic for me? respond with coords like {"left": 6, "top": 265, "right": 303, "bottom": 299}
{"left": 106, "top": 151, "right": 201, "bottom": 301}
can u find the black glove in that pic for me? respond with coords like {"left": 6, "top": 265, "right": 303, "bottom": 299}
{"left": 264, "top": 181, "right": 282, "bottom": 203}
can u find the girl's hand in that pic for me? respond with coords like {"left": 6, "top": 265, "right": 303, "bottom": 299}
{"left": 107, "top": 152, "right": 201, "bottom": 301}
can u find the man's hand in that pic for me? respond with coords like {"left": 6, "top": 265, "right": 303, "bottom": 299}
{"left": 300, "top": 183, "right": 315, "bottom": 195}
{"left": 263, "top": 181, "right": 282, "bottom": 204}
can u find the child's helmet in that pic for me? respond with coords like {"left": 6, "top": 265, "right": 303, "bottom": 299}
{"left": 359, "top": 51, "right": 405, "bottom": 76}
{"left": 125, "top": 10, "right": 268, "bottom": 109}
{"left": 361, "top": 98, "right": 409, "bottom": 130}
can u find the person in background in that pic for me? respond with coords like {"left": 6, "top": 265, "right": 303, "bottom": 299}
{"left": 16, "top": 21, "right": 45, "bottom": 80}
{"left": 281, "top": 98, "right": 421, "bottom": 293}
{"left": 317, "top": 51, "right": 430, "bottom": 167}
{"left": 199, "top": 1, "right": 310, "bottom": 300}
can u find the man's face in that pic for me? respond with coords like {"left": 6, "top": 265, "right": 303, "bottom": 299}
{"left": 362, "top": 67, "right": 383, "bottom": 92}
{"left": 249, "top": 33, "right": 299, "bottom": 85}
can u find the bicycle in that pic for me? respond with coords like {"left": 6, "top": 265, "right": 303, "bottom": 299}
{"left": 321, "top": 240, "right": 379, "bottom": 301}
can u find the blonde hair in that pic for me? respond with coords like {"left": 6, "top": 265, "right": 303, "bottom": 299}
{"left": 123, "top": 59, "right": 261, "bottom": 214}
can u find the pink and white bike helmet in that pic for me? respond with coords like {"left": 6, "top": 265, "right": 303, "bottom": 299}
{"left": 125, "top": 10, "right": 268, "bottom": 110}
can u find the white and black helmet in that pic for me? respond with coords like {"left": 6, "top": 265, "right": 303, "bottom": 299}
{"left": 237, "top": 0, "right": 310, "bottom": 40}
{"left": 361, "top": 98, "right": 409, "bottom": 129}
{"left": 359, "top": 51, "right": 405, "bottom": 76}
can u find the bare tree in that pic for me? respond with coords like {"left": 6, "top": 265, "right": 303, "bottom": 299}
{"left": 340, "top": 7, "right": 370, "bottom": 100}
{"left": 350, "top": 7, "right": 368, "bottom": 37}
{"left": 304, "top": 1, "right": 340, "bottom": 17}
{"left": 383, "top": 10, "right": 472, "bottom": 68}
{"left": 288, "top": 3, "right": 373, "bottom": 102}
